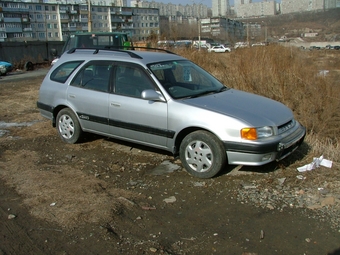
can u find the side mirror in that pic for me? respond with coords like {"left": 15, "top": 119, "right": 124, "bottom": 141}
{"left": 141, "top": 89, "right": 166, "bottom": 102}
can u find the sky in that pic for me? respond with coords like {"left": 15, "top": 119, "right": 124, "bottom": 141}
{"left": 151, "top": 0, "right": 281, "bottom": 8}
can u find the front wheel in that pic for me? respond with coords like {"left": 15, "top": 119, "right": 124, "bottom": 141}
{"left": 56, "top": 108, "right": 82, "bottom": 144}
{"left": 179, "top": 131, "right": 227, "bottom": 178}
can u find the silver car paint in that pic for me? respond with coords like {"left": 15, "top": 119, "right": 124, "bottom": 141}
{"left": 38, "top": 49, "right": 305, "bottom": 167}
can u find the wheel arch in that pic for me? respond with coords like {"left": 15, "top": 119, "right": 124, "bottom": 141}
{"left": 174, "top": 127, "right": 222, "bottom": 156}
{"left": 52, "top": 105, "right": 77, "bottom": 128}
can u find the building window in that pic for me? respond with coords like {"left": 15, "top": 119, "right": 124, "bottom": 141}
{"left": 38, "top": 32, "right": 45, "bottom": 39}
{"left": 36, "top": 5, "right": 42, "bottom": 11}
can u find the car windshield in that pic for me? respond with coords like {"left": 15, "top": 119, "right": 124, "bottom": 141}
{"left": 148, "top": 60, "right": 228, "bottom": 99}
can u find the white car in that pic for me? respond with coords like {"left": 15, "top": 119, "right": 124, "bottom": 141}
{"left": 208, "top": 45, "right": 231, "bottom": 53}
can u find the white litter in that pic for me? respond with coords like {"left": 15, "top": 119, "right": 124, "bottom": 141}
{"left": 297, "top": 155, "right": 332, "bottom": 172}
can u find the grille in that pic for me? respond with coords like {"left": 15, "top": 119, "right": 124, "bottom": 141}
{"left": 278, "top": 119, "right": 295, "bottom": 135}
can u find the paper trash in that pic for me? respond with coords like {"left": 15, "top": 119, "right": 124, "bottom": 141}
{"left": 297, "top": 155, "right": 332, "bottom": 172}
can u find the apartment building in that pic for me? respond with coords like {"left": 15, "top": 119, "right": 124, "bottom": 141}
{"left": 200, "top": 17, "right": 244, "bottom": 40}
{"left": 132, "top": 0, "right": 209, "bottom": 18}
{"left": 0, "top": 1, "right": 159, "bottom": 42}
{"left": 235, "top": 0, "right": 278, "bottom": 17}
{"left": 212, "top": 0, "right": 230, "bottom": 17}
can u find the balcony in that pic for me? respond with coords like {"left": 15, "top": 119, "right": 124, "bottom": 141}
{"left": 23, "top": 27, "right": 32, "bottom": 31}
{"left": 121, "top": 25, "right": 133, "bottom": 29}
{"left": 2, "top": 7, "right": 29, "bottom": 12}
{"left": 5, "top": 27, "right": 22, "bottom": 33}
{"left": 79, "top": 9, "right": 88, "bottom": 14}
{"left": 4, "top": 17, "right": 21, "bottom": 22}
{"left": 121, "top": 11, "right": 132, "bottom": 15}
{"left": 111, "top": 18, "right": 123, "bottom": 22}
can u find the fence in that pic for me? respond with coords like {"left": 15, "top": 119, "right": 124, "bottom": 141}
{"left": 0, "top": 41, "right": 64, "bottom": 67}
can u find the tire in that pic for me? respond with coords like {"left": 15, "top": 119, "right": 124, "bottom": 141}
{"left": 25, "top": 61, "right": 34, "bottom": 71}
{"left": 56, "top": 108, "right": 82, "bottom": 144}
{"left": 179, "top": 131, "right": 227, "bottom": 178}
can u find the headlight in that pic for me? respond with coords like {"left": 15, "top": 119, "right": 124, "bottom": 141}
{"left": 241, "top": 126, "right": 273, "bottom": 140}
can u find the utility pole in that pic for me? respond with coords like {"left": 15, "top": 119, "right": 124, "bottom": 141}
{"left": 88, "top": 0, "right": 92, "bottom": 32}
{"left": 198, "top": 18, "right": 201, "bottom": 51}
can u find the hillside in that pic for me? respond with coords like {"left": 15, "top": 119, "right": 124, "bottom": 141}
{"left": 244, "top": 8, "right": 340, "bottom": 42}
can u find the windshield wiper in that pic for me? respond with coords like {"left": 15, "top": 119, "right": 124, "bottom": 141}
{"left": 186, "top": 87, "right": 228, "bottom": 99}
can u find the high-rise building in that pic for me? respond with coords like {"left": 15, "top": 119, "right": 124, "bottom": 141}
{"left": 235, "top": 0, "right": 277, "bottom": 17}
{"left": 212, "top": 0, "right": 230, "bottom": 17}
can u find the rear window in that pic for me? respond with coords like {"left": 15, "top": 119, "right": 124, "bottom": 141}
{"left": 50, "top": 61, "right": 83, "bottom": 83}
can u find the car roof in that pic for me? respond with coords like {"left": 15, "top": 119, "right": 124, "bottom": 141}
{"left": 59, "top": 48, "right": 187, "bottom": 65}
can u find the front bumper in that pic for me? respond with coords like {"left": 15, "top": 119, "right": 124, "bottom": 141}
{"left": 224, "top": 124, "right": 306, "bottom": 166}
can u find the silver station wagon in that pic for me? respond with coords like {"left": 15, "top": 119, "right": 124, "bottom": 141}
{"left": 37, "top": 48, "right": 306, "bottom": 178}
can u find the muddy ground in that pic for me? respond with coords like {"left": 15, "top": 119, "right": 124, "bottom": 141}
{"left": 0, "top": 69, "right": 339, "bottom": 255}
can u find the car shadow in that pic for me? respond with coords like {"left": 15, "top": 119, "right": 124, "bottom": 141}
{"left": 328, "top": 248, "right": 340, "bottom": 255}
{"left": 80, "top": 132, "right": 173, "bottom": 156}
{"left": 80, "top": 133, "right": 310, "bottom": 178}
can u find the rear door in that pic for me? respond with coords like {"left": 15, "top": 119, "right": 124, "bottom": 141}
{"left": 67, "top": 61, "right": 112, "bottom": 134}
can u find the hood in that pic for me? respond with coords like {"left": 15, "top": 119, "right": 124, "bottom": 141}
{"left": 183, "top": 89, "right": 293, "bottom": 127}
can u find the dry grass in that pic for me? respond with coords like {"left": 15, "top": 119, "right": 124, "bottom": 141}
{"left": 176, "top": 46, "right": 340, "bottom": 162}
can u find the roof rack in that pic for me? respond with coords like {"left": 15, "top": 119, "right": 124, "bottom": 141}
{"left": 104, "top": 45, "right": 177, "bottom": 55}
{"left": 67, "top": 48, "right": 143, "bottom": 59}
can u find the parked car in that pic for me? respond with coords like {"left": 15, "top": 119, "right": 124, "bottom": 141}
{"left": 37, "top": 48, "right": 306, "bottom": 178}
{"left": 252, "top": 42, "right": 267, "bottom": 47}
{"left": 0, "top": 60, "right": 13, "bottom": 76}
{"left": 208, "top": 45, "right": 231, "bottom": 53}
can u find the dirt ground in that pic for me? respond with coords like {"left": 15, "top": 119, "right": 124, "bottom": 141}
{"left": 0, "top": 69, "right": 340, "bottom": 255}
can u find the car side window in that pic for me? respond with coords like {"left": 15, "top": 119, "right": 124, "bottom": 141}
{"left": 114, "top": 64, "right": 155, "bottom": 98}
{"left": 70, "top": 61, "right": 112, "bottom": 92}
{"left": 50, "top": 61, "right": 83, "bottom": 83}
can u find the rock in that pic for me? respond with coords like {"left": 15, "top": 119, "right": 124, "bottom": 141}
{"left": 267, "top": 204, "right": 275, "bottom": 210}
{"left": 149, "top": 247, "right": 157, "bottom": 252}
{"left": 321, "top": 197, "right": 335, "bottom": 207}
{"left": 8, "top": 214, "right": 16, "bottom": 219}
{"left": 163, "top": 196, "right": 176, "bottom": 203}
{"left": 307, "top": 204, "right": 323, "bottom": 210}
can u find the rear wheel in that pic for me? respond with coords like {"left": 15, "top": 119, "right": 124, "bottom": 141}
{"left": 56, "top": 108, "right": 82, "bottom": 144}
{"left": 179, "top": 131, "right": 226, "bottom": 178}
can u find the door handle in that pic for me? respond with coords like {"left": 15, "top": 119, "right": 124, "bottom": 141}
{"left": 110, "top": 102, "right": 121, "bottom": 107}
